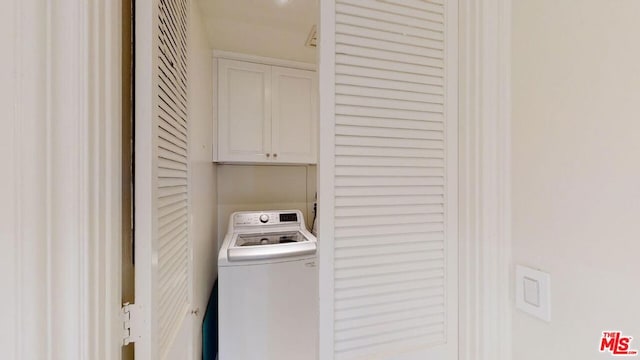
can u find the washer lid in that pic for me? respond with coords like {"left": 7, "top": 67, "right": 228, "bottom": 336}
{"left": 235, "top": 231, "right": 305, "bottom": 247}
{"left": 228, "top": 230, "right": 316, "bottom": 261}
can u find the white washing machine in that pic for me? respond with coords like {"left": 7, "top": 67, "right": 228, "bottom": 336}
{"left": 218, "top": 210, "right": 318, "bottom": 360}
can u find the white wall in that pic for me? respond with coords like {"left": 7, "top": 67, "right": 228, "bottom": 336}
{"left": 188, "top": 1, "right": 218, "bottom": 358}
{"left": 216, "top": 165, "right": 317, "bottom": 247}
{"left": 511, "top": 1, "right": 640, "bottom": 359}
{"left": 0, "top": 1, "right": 17, "bottom": 358}
{"left": 206, "top": 18, "right": 316, "bottom": 64}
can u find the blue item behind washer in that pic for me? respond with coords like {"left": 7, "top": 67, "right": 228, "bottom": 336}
{"left": 202, "top": 279, "right": 218, "bottom": 360}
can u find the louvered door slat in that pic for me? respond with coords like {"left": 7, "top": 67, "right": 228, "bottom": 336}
{"left": 336, "top": 96, "right": 444, "bottom": 113}
{"left": 336, "top": 146, "right": 443, "bottom": 159}
{"left": 335, "top": 231, "right": 444, "bottom": 248}
{"left": 337, "top": 126, "right": 444, "bottom": 141}
{"left": 336, "top": 3, "right": 444, "bottom": 32}
{"left": 336, "top": 73, "right": 444, "bottom": 95}
{"left": 336, "top": 313, "right": 444, "bottom": 342}
{"left": 158, "top": 118, "right": 185, "bottom": 139}
{"left": 382, "top": 0, "right": 444, "bottom": 13}
{"left": 336, "top": 205, "right": 444, "bottom": 219}
{"left": 336, "top": 259, "right": 445, "bottom": 281}
{"left": 335, "top": 248, "right": 444, "bottom": 268}
{"left": 336, "top": 24, "right": 444, "bottom": 50}
{"left": 336, "top": 289, "right": 444, "bottom": 311}
{"left": 335, "top": 155, "right": 443, "bottom": 167}
{"left": 336, "top": 45, "right": 445, "bottom": 72}
{"left": 335, "top": 13, "right": 444, "bottom": 41}
{"left": 157, "top": 72, "right": 186, "bottom": 111}
{"left": 159, "top": 151, "right": 187, "bottom": 168}
{"left": 337, "top": 35, "right": 444, "bottom": 60}
{"left": 158, "top": 138, "right": 187, "bottom": 158}
{"left": 157, "top": 47, "right": 187, "bottom": 97}
{"left": 159, "top": 75, "right": 187, "bottom": 109}
{"left": 337, "top": 309, "right": 444, "bottom": 333}
{"left": 158, "top": 161, "right": 187, "bottom": 174}
{"left": 335, "top": 175, "right": 444, "bottom": 187}
{"left": 159, "top": 139, "right": 187, "bottom": 158}
{"left": 335, "top": 212, "right": 444, "bottom": 226}
{"left": 159, "top": 115, "right": 188, "bottom": 136}
{"left": 335, "top": 166, "right": 444, "bottom": 178}
{"left": 336, "top": 85, "right": 445, "bottom": 104}
{"left": 159, "top": 2, "right": 187, "bottom": 69}
{"left": 336, "top": 106, "right": 444, "bottom": 122}
{"left": 337, "top": 64, "right": 443, "bottom": 86}
{"left": 335, "top": 137, "right": 443, "bottom": 150}
{"left": 336, "top": 185, "right": 444, "bottom": 196}
{"left": 336, "top": 300, "right": 444, "bottom": 323}
{"left": 335, "top": 327, "right": 444, "bottom": 360}
{"left": 336, "top": 267, "right": 444, "bottom": 288}
{"left": 328, "top": 0, "right": 457, "bottom": 358}
{"left": 159, "top": 247, "right": 188, "bottom": 281}
{"left": 339, "top": 0, "right": 444, "bottom": 22}
{"left": 158, "top": 86, "right": 187, "bottom": 118}
{"left": 336, "top": 280, "right": 444, "bottom": 304}
{"left": 158, "top": 62, "right": 188, "bottom": 105}
{"left": 158, "top": 212, "right": 187, "bottom": 239}
{"left": 156, "top": 0, "right": 190, "bottom": 357}
{"left": 335, "top": 246, "right": 444, "bottom": 266}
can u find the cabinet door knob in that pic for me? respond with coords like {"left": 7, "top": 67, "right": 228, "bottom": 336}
{"left": 266, "top": 153, "right": 271, "bottom": 158}
{"left": 273, "top": 153, "right": 278, "bottom": 158}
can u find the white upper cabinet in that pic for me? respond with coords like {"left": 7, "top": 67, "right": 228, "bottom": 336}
{"left": 216, "top": 57, "right": 317, "bottom": 164}
{"left": 271, "top": 66, "right": 317, "bottom": 164}
{"left": 218, "top": 59, "right": 272, "bottom": 162}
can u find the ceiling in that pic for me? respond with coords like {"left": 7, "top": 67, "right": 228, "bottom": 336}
{"left": 196, "top": 0, "right": 318, "bottom": 63}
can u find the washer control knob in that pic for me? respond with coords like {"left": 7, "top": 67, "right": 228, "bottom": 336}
{"left": 259, "top": 214, "right": 269, "bottom": 223}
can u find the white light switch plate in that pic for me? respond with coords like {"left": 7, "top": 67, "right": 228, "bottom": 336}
{"left": 516, "top": 265, "right": 551, "bottom": 322}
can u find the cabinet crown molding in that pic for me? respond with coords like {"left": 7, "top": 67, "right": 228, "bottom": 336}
{"left": 213, "top": 50, "right": 316, "bottom": 71}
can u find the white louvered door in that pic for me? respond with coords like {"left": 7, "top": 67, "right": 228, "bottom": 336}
{"left": 319, "top": 0, "right": 458, "bottom": 359}
{"left": 135, "top": 0, "right": 193, "bottom": 359}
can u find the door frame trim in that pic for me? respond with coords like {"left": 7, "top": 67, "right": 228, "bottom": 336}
{"left": 317, "top": 0, "right": 513, "bottom": 359}
{"left": 10, "top": 0, "right": 124, "bottom": 359}
{"left": 317, "top": 0, "right": 336, "bottom": 358}
{"left": 458, "top": 0, "right": 512, "bottom": 359}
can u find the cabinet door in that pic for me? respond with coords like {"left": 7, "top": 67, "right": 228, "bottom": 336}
{"left": 218, "top": 59, "right": 272, "bottom": 162}
{"left": 271, "top": 66, "right": 317, "bottom": 164}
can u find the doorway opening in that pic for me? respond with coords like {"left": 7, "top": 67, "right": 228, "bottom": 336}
{"left": 122, "top": 0, "right": 135, "bottom": 358}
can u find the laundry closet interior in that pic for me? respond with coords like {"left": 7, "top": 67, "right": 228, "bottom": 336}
{"left": 126, "top": 0, "right": 321, "bottom": 358}
{"left": 208, "top": 3, "right": 320, "bottom": 246}
{"left": 207, "top": 2, "right": 321, "bottom": 358}
{"left": 127, "top": 0, "right": 458, "bottom": 358}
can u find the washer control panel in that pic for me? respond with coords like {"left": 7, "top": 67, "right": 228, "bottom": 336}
{"left": 234, "top": 211, "right": 300, "bottom": 227}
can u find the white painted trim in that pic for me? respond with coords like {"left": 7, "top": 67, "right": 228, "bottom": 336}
{"left": 135, "top": 0, "right": 160, "bottom": 358}
{"left": 458, "top": 1, "right": 512, "bottom": 360}
{"left": 213, "top": 49, "right": 316, "bottom": 71}
{"left": 7, "top": 0, "right": 123, "bottom": 359}
{"left": 87, "top": 1, "right": 125, "bottom": 359}
{"left": 211, "top": 57, "right": 219, "bottom": 162}
{"left": 445, "top": 0, "right": 460, "bottom": 356}
{"left": 97, "top": 0, "right": 128, "bottom": 360}
{"left": 51, "top": 0, "right": 123, "bottom": 358}
{"left": 317, "top": 0, "right": 336, "bottom": 358}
